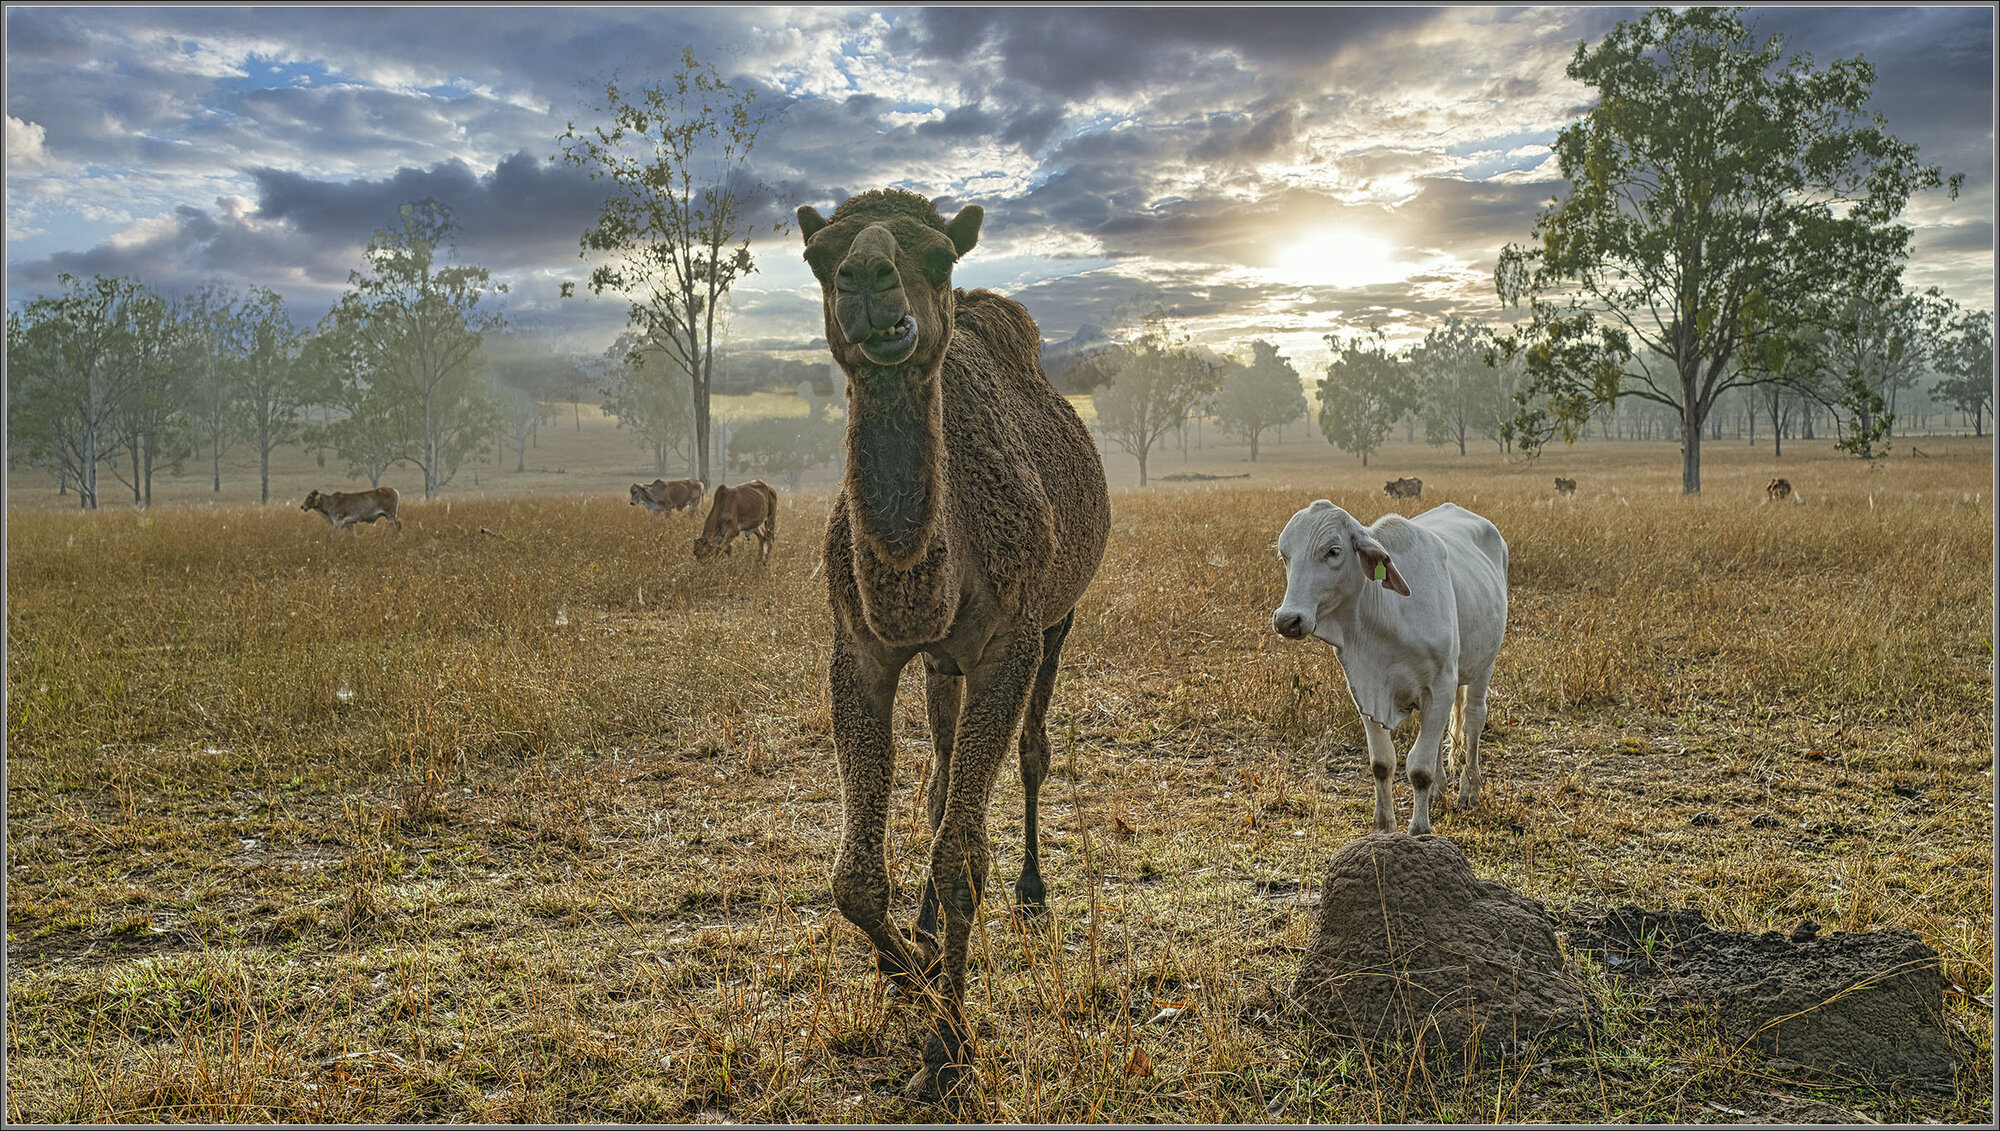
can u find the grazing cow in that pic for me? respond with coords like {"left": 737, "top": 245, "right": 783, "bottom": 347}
{"left": 1766, "top": 478, "right": 1793, "bottom": 502}
{"left": 694, "top": 480, "right": 778, "bottom": 562}
{"left": 1554, "top": 477, "right": 1577, "bottom": 497}
{"left": 1384, "top": 476, "right": 1424, "bottom": 501}
{"left": 630, "top": 477, "right": 705, "bottom": 516}
{"left": 301, "top": 487, "right": 402, "bottom": 537}
{"left": 1272, "top": 501, "right": 1509, "bottom": 835}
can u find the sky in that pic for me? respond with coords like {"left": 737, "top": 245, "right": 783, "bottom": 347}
{"left": 5, "top": 5, "right": 1994, "bottom": 376}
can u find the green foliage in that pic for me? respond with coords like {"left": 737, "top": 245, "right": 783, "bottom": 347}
{"left": 1212, "top": 340, "right": 1306, "bottom": 462}
{"left": 1929, "top": 305, "right": 1994, "bottom": 436}
{"left": 5, "top": 274, "right": 175, "bottom": 508}
{"left": 557, "top": 48, "right": 777, "bottom": 486}
{"left": 1408, "top": 317, "right": 1521, "bottom": 456}
{"left": 725, "top": 410, "right": 845, "bottom": 492}
{"left": 1090, "top": 312, "right": 1223, "bottom": 486}
{"left": 1494, "top": 6, "right": 1959, "bottom": 493}
{"left": 326, "top": 199, "right": 505, "bottom": 499}
{"left": 1315, "top": 327, "right": 1411, "bottom": 468}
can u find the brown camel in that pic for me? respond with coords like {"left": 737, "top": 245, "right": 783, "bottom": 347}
{"left": 798, "top": 189, "right": 1110, "bottom": 1103}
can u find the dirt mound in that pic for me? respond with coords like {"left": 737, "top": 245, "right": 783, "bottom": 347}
{"left": 1564, "top": 906, "right": 1956, "bottom": 1084}
{"left": 1289, "top": 834, "right": 1587, "bottom": 1054}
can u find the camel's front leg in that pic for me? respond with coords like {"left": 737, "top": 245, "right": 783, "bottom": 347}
{"left": 829, "top": 636, "right": 928, "bottom": 988}
{"left": 914, "top": 657, "right": 962, "bottom": 940}
{"left": 908, "top": 625, "right": 1041, "bottom": 1104}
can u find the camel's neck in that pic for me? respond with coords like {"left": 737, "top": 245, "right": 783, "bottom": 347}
{"left": 845, "top": 368, "right": 946, "bottom": 563}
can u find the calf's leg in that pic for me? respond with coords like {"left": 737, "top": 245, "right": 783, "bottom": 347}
{"left": 1361, "top": 716, "right": 1399, "bottom": 833}
{"left": 1406, "top": 693, "right": 1455, "bottom": 835}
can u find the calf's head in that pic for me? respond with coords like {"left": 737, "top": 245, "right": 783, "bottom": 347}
{"left": 1271, "top": 501, "right": 1411, "bottom": 640}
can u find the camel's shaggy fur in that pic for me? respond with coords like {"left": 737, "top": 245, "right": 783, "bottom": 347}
{"left": 798, "top": 188, "right": 1110, "bottom": 1103}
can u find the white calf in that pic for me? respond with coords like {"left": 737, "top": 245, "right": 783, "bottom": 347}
{"left": 1272, "top": 501, "right": 1509, "bottom": 834}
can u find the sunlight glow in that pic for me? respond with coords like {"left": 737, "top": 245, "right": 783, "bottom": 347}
{"left": 1269, "top": 227, "right": 1411, "bottom": 290}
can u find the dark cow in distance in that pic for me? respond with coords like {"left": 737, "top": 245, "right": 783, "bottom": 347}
{"left": 302, "top": 487, "right": 402, "bottom": 537}
{"left": 1554, "top": 477, "right": 1577, "bottom": 497}
{"left": 694, "top": 480, "right": 778, "bottom": 563}
{"left": 1384, "top": 476, "right": 1424, "bottom": 501}
{"left": 1767, "top": 478, "right": 1793, "bottom": 502}
{"left": 630, "top": 477, "right": 705, "bottom": 516}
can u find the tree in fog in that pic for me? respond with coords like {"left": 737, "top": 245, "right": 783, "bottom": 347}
{"left": 328, "top": 200, "right": 504, "bottom": 499}
{"left": 599, "top": 331, "right": 695, "bottom": 475}
{"left": 1408, "top": 316, "right": 1504, "bottom": 456}
{"left": 1091, "top": 312, "right": 1221, "bottom": 486}
{"left": 5, "top": 274, "right": 167, "bottom": 508}
{"left": 1212, "top": 339, "right": 1306, "bottom": 462}
{"left": 1316, "top": 327, "right": 1412, "bottom": 468}
{"left": 1930, "top": 304, "right": 1994, "bottom": 437}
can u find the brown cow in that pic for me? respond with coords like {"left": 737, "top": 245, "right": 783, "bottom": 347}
{"left": 1766, "top": 478, "right": 1793, "bottom": 502}
{"left": 630, "top": 477, "right": 705, "bottom": 516}
{"left": 301, "top": 487, "right": 402, "bottom": 537}
{"left": 1384, "top": 476, "right": 1424, "bottom": 501}
{"left": 693, "top": 480, "right": 778, "bottom": 563}
{"left": 1554, "top": 477, "right": 1577, "bottom": 497}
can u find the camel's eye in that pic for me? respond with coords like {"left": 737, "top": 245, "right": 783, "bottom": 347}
{"left": 921, "top": 246, "right": 955, "bottom": 285}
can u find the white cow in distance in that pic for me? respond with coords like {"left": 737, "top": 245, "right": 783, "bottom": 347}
{"left": 1272, "top": 501, "right": 1509, "bottom": 835}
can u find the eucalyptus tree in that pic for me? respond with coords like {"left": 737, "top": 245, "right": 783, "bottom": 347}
{"left": 1495, "top": 6, "right": 1958, "bottom": 493}
{"left": 5, "top": 274, "right": 165, "bottom": 508}
{"left": 1408, "top": 316, "right": 1505, "bottom": 456}
{"left": 558, "top": 47, "right": 775, "bottom": 487}
{"left": 1931, "top": 305, "right": 1994, "bottom": 436}
{"left": 329, "top": 200, "right": 504, "bottom": 499}
{"left": 598, "top": 331, "right": 695, "bottom": 475}
{"left": 1090, "top": 313, "right": 1222, "bottom": 486}
{"left": 1316, "top": 327, "right": 1412, "bottom": 468}
{"left": 233, "top": 287, "right": 310, "bottom": 503}
{"left": 1212, "top": 339, "right": 1307, "bottom": 462}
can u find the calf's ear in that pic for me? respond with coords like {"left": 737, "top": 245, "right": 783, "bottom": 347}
{"left": 1351, "top": 529, "right": 1412, "bottom": 597}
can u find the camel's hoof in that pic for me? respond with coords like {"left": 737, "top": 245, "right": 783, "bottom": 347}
{"left": 902, "top": 1058, "right": 983, "bottom": 1110}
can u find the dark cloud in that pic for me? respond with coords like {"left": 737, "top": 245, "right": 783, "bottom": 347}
{"left": 905, "top": 7, "right": 1446, "bottom": 100}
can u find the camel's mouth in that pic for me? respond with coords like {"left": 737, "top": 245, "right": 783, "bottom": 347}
{"left": 856, "top": 316, "right": 919, "bottom": 365}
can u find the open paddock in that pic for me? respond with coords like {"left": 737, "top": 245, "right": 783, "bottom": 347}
{"left": 5, "top": 436, "right": 1992, "bottom": 1123}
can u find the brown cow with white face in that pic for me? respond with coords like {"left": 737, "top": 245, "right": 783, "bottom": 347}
{"left": 693, "top": 480, "right": 778, "bottom": 563}
{"left": 301, "top": 487, "right": 402, "bottom": 537}
{"left": 630, "top": 477, "right": 705, "bottom": 516}
{"left": 1766, "top": 478, "right": 1793, "bottom": 502}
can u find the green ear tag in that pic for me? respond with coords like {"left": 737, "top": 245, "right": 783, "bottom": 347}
{"left": 1373, "top": 562, "right": 1387, "bottom": 582}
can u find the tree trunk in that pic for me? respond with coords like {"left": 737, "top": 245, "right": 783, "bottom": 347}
{"left": 1249, "top": 431, "right": 1260, "bottom": 462}
{"left": 1681, "top": 412, "right": 1703, "bottom": 495}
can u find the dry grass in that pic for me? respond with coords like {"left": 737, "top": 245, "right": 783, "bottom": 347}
{"left": 5, "top": 429, "right": 1993, "bottom": 1124}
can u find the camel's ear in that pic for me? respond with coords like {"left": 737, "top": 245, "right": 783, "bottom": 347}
{"left": 944, "top": 204, "right": 982, "bottom": 258}
{"left": 797, "top": 206, "right": 828, "bottom": 245}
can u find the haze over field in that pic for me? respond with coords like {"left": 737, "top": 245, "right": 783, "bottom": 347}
{"left": 6, "top": 5, "right": 1993, "bottom": 373}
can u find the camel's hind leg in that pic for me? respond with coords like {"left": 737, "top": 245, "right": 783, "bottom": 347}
{"left": 1014, "top": 609, "right": 1073, "bottom": 915}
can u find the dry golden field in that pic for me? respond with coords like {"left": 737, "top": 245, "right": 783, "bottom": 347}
{"left": 5, "top": 422, "right": 1994, "bottom": 1124}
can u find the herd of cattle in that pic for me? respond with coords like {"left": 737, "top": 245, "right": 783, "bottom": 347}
{"left": 298, "top": 473, "right": 1806, "bottom": 548}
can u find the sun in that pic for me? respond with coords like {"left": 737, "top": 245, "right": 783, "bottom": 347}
{"left": 1269, "top": 228, "right": 1410, "bottom": 290}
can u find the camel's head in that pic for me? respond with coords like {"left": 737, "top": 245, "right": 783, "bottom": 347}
{"left": 797, "top": 189, "right": 981, "bottom": 378}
